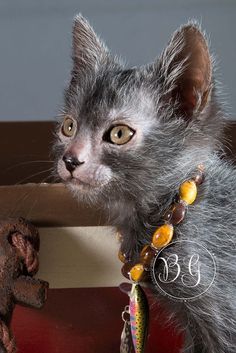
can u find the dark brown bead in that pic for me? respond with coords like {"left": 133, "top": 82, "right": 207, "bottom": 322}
{"left": 163, "top": 208, "right": 173, "bottom": 222}
{"left": 140, "top": 245, "right": 157, "bottom": 270}
{"left": 193, "top": 171, "right": 205, "bottom": 185}
{"left": 171, "top": 202, "right": 186, "bottom": 225}
{"left": 121, "top": 262, "right": 133, "bottom": 280}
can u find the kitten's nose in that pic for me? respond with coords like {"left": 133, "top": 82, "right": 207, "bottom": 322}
{"left": 63, "top": 154, "right": 84, "bottom": 173}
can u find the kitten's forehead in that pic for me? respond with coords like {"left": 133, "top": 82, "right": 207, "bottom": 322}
{"left": 108, "top": 89, "right": 156, "bottom": 124}
{"left": 77, "top": 68, "right": 156, "bottom": 130}
{"left": 82, "top": 68, "right": 137, "bottom": 110}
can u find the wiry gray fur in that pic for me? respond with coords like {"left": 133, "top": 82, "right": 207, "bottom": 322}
{"left": 54, "top": 14, "right": 236, "bottom": 352}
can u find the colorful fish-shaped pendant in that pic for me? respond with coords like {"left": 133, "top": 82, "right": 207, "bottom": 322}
{"left": 129, "top": 283, "right": 149, "bottom": 353}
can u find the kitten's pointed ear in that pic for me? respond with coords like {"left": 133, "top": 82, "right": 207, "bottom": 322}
{"left": 72, "top": 14, "right": 108, "bottom": 75}
{"left": 158, "top": 23, "right": 212, "bottom": 117}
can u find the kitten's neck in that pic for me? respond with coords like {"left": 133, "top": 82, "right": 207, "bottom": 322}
{"left": 105, "top": 189, "right": 174, "bottom": 261}
{"left": 105, "top": 151, "right": 214, "bottom": 261}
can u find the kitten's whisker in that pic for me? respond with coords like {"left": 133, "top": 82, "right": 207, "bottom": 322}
{"left": 32, "top": 174, "right": 57, "bottom": 187}
{"left": 8, "top": 191, "right": 31, "bottom": 218}
{"left": 5, "top": 160, "right": 53, "bottom": 172}
{"left": 15, "top": 167, "right": 54, "bottom": 185}
{"left": 9, "top": 174, "right": 57, "bottom": 219}
{"left": 25, "top": 174, "right": 58, "bottom": 219}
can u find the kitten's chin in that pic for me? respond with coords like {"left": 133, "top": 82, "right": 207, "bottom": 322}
{"left": 65, "top": 177, "right": 105, "bottom": 203}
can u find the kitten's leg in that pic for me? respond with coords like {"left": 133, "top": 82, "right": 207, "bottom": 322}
{"left": 173, "top": 301, "right": 231, "bottom": 353}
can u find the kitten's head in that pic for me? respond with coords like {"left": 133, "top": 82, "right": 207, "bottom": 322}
{"left": 55, "top": 15, "right": 223, "bottom": 206}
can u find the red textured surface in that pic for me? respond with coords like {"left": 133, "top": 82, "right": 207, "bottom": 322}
{"left": 12, "top": 288, "right": 182, "bottom": 353}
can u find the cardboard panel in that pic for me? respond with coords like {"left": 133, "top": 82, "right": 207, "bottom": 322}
{"left": 37, "top": 226, "right": 123, "bottom": 288}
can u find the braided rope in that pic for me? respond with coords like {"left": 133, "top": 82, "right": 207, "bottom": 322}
{"left": 0, "top": 322, "right": 16, "bottom": 353}
{"left": 0, "top": 219, "right": 40, "bottom": 352}
{"left": 11, "top": 233, "right": 39, "bottom": 275}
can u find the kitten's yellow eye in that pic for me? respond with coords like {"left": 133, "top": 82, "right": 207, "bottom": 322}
{"left": 61, "top": 116, "right": 76, "bottom": 137}
{"left": 108, "top": 125, "right": 135, "bottom": 145}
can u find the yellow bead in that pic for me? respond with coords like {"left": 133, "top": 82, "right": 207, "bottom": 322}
{"left": 152, "top": 224, "right": 174, "bottom": 249}
{"left": 130, "top": 263, "right": 145, "bottom": 282}
{"left": 179, "top": 180, "right": 197, "bottom": 205}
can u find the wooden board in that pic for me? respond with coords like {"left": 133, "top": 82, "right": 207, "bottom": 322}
{"left": 0, "top": 184, "right": 105, "bottom": 227}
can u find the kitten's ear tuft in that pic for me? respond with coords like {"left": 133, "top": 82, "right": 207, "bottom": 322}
{"left": 72, "top": 14, "right": 108, "bottom": 75}
{"left": 159, "top": 23, "right": 212, "bottom": 117}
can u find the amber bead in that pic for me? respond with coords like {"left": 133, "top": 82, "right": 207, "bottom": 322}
{"left": 118, "top": 250, "right": 128, "bottom": 263}
{"left": 129, "top": 263, "right": 145, "bottom": 282}
{"left": 179, "top": 180, "right": 197, "bottom": 205}
{"left": 140, "top": 245, "right": 157, "bottom": 269}
{"left": 171, "top": 202, "right": 186, "bottom": 225}
{"left": 152, "top": 224, "right": 174, "bottom": 249}
{"left": 121, "top": 262, "right": 133, "bottom": 280}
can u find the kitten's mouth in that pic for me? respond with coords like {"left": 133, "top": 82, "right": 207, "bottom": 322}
{"left": 69, "top": 176, "right": 93, "bottom": 188}
{"left": 67, "top": 176, "right": 102, "bottom": 190}
{"left": 57, "top": 162, "right": 109, "bottom": 192}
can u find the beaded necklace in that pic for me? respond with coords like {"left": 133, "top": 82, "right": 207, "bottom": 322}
{"left": 119, "top": 165, "right": 205, "bottom": 353}
{"left": 118, "top": 164, "right": 204, "bottom": 282}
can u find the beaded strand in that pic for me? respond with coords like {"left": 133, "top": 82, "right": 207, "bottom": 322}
{"left": 119, "top": 165, "right": 205, "bottom": 283}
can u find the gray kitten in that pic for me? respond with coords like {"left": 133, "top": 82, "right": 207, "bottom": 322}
{"left": 54, "top": 15, "right": 236, "bottom": 353}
